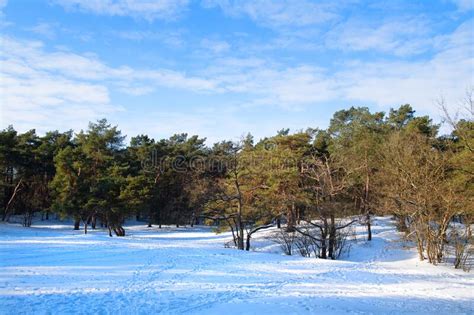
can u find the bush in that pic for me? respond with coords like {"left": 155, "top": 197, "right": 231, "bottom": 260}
{"left": 271, "top": 229, "right": 296, "bottom": 255}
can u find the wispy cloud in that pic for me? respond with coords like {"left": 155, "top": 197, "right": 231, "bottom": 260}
{"left": 0, "top": 0, "right": 10, "bottom": 28}
{"left": 2, "top": 36, "right": 218, "bottom": 90}
{"left": 450, "top": 0, "right": 474, "bottom": 11}
{"left": 202, "top": 0, "right": 345, "bottom": 28}
{"left": 200, "top": 38, "right": 231, "bottom": 54}
{"left": 203, "top": 62, "right": 338, "bottom": 109}
{"left": 202, "top": 19, "right": 473, "bottom": 113}
{"left": 2, "top": 1, "right": 472, "bottom": 141}
{"left": 113, "top": 30, "right": 185, "bottom": 48}
{"left": 0, "top": 36, "right": 217, "bottom": 133}
{"left": 336, "top": 19, "right": 474, "bottom": 112}
{"left": 53, "top": 0, "right": 190, "bottom": 21}
{"left": 0, "top": 0, "right": 7, "bottom": 13}
{"left": 26, "top": 22, "right": 58, "bottom": 39}
{"left": 0, "top": 38, "right": 116, "bottom": 133}
{"left": 325, "top": 17, "right": 434, "bottom": 56}
{"left": 3, "top": 15, "right": 471, "bottom": 135}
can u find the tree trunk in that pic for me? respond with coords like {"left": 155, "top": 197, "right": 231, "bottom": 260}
{"left": 320, "top": 235, "right": 327, "bottom": 259}
{"left": 415, "top": 230, "right": 425, "bottom": 261}
{"left": 74, "top": 217, "right": 80, "bottom": 230}
{"left": 227, "top": 219, "right": 238, "bottom": 247}
{"left": 395, "top": 215, "right": 409, "bottom": 234}
{"left": 364, "top": 169, "right": 372, "bottom": 241}
{"left": 366, "top": 213, "right": 372, "bottom": 241}
{"left": 246, "top": 234, "right": 251, "bottom": 251}
{"left": 237, "top": 200, "right": 245, "bottom": 250}
{"left": 328, "top": 214, "right": 336, "bottom": 259}
{"left": 296, "top": 206, "right": 301, "bottom": 225}
{"left": 91, "top": 215, "right": 96, "bottom": 229}
{"left": 319, "top": 217, "right": 328, "bottom": 259}
{"left": 286, "top": 203, "right": 296, "bottom": 232}
{"left": 238, "top": 220, "right": 244, "bottom": 250}
{"left": 3, "top": 179, "right": 23, "bottom": 222}
{"left": 157, "top": 209, "right": 162, "bottom": 229}
{"left": 23, "top": 211, "right": 33, "bottom": 227}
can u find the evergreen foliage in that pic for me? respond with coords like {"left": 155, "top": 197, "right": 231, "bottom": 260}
{"left": 1, "top": 104, "right": 472, "bottom": 266}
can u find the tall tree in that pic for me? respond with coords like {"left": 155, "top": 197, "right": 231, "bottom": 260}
{"left": 261, "top": 132, "right": 311, "bottom": 232}
{"left": 51, "top": 119, "right": 128, "bottom": 235}
{"left": 328, "top": 107, "right": 386, "bottom": 240}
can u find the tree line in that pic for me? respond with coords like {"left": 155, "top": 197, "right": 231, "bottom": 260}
{"left": 1, "top": 102, "right": 472, "bottom": 266}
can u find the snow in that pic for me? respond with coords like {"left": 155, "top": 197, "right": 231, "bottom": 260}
{"left": 0, "top": 217, "right": 473, "bottom": 314}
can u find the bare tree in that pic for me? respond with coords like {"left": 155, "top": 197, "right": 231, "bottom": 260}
{"left": 271, "top": 229, "right": 297, "bottom": 255}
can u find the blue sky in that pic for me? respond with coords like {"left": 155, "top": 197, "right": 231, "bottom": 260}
{"left": 0, "top": 0, "right": 473, "bottom": 144}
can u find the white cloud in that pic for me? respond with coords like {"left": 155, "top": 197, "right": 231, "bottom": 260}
{"left": 0, "top": 0, "right": 9, "bottom": 28}
{"left": 1, "top": 13, "right": 471, "bottom": 140}
{"left": 1, "top": 36, "right": 217, "bottom": 91}
{"left": 201, "top": 38, "right": 230, "bottom": 54}
{"left": 337, "top": 19, "right": 474, "bottom": 113}
{"left": 0, "top": 38, "right": 116, "bottom": 133}
{"left": 27, "top": 22, "right": 57, "bottom": 39}
{"left": 207, "top": 63, "right": 337, "bottom": 108}
{"left": 450, "top": 0, "right": 474, "bottom": 11}
{"left": 0, "top": 36, "right": 218, "bottom": 133}
{"left": 325, "top": 18, "right": 433, "bottom": 56}
{"left": 114, "top": 30, "right": 185, "bottom": 48}
{"left": 54, "top": 0, "right": 189, "bottom": 21}
{"left": 202, "top": 0, "right": 344, "bottom": 28}
{"left": 200, "top": 19, "right": 473, "bottom": 114}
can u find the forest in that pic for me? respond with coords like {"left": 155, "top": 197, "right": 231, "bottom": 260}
{"left": 1, "top": 103, "right": 473, "bottom": 268}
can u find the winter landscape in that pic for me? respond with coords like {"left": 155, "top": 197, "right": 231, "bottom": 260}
{"left": 1, "top": 0, "right": 473, "bottom": 314}
{"left": 1, "top": 217, "right": 473, "bottom": 314}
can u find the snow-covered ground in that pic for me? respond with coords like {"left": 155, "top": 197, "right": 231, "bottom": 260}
{"left": 0, "top": 217, "right": 473, "bottom": 314}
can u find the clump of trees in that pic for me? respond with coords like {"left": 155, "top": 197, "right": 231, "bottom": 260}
{"left": 1, "top": 101, "right": 472, "bottom": 267}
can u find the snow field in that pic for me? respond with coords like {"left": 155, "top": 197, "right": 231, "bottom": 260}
{"left": 0, "top": 217, "right": 473, "bottom": 314}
